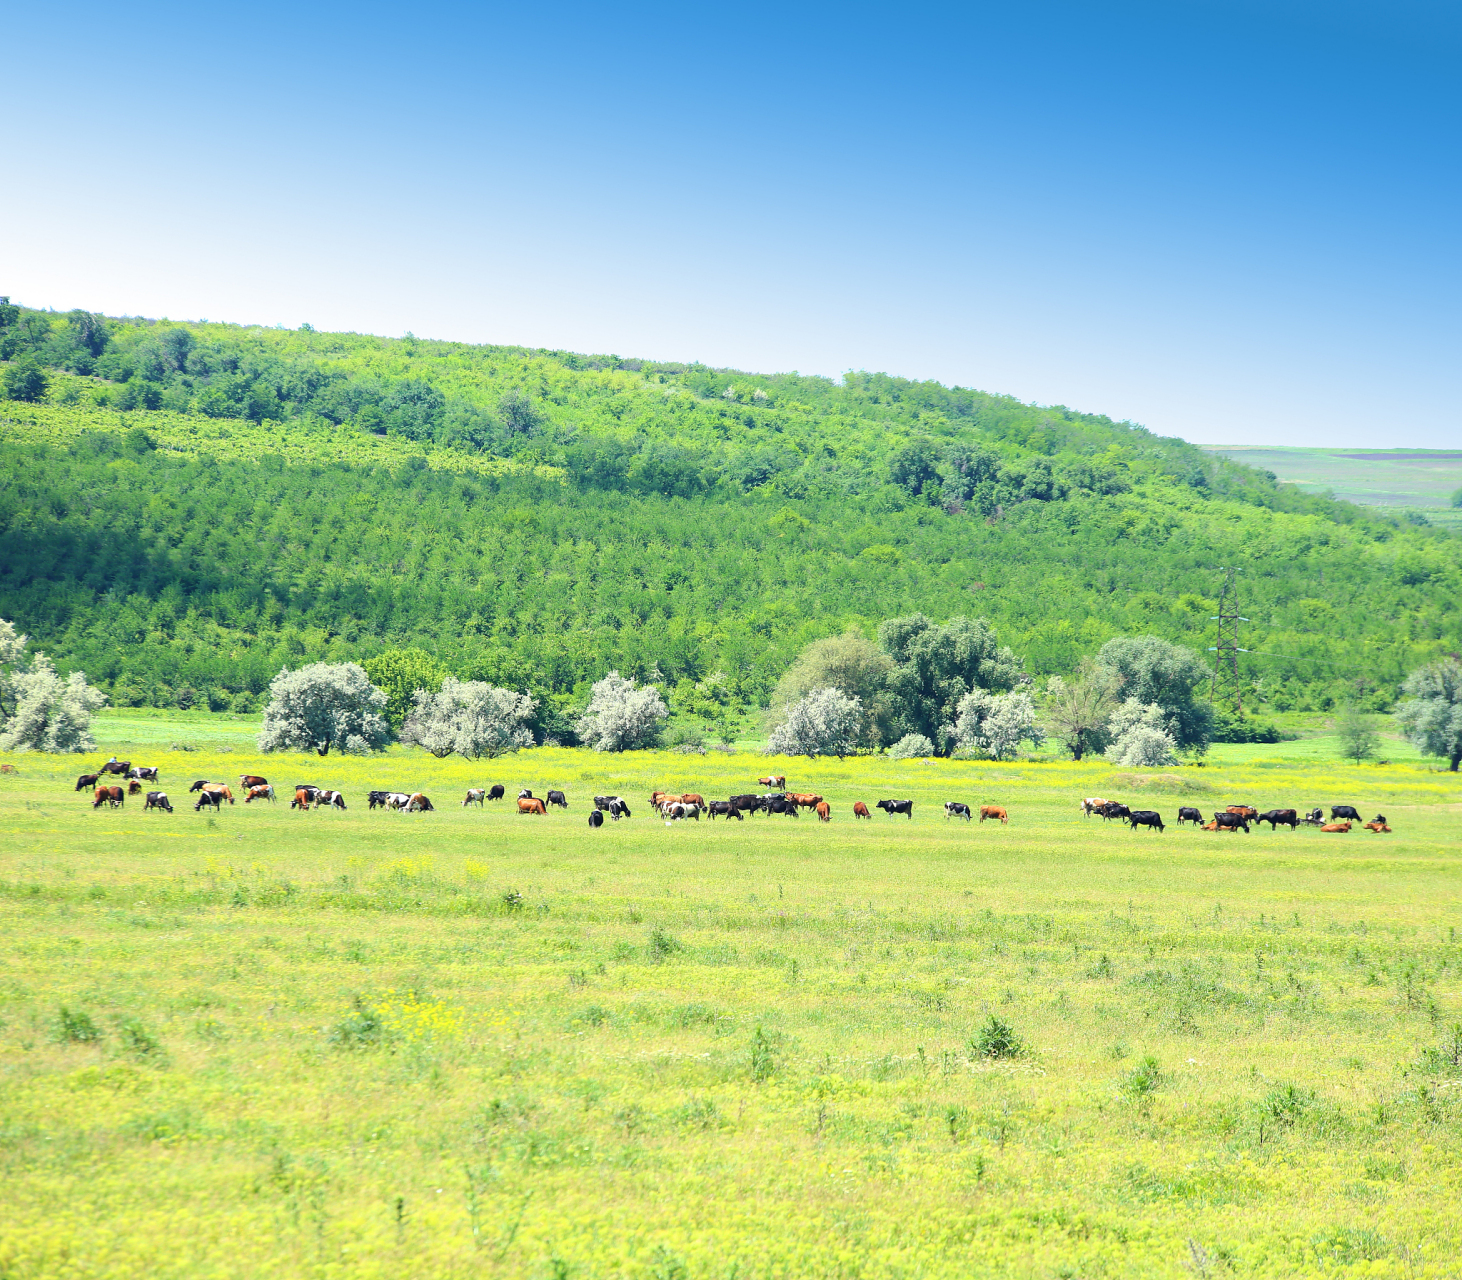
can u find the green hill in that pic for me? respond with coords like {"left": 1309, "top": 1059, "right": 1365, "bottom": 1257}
{"left": 1, "top": 300, "right": 1458, "bottom": 730}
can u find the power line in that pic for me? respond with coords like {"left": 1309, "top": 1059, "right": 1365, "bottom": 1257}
{"left": 1207, "top": 566, "right": 1248, "bottom": 712}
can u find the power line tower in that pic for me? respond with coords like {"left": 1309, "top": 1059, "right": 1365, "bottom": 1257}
{"left": 1208, "top": 567, "right": 1249, "bottom": 713}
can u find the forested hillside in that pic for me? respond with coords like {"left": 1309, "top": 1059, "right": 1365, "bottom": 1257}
{"left": 2, "top": 299, "right": 1458, "bottom": 729}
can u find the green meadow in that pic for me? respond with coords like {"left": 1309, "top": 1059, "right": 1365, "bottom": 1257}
{"left": 3, "top": 727, "right": 1461, "bottom": 1280}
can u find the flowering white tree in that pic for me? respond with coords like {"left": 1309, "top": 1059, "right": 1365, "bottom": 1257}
{"left": 953, "top": 688, "right": 1044, "bottom": 760}
{"left": 575, "top": 671, "right": 668, "bottom": 752}
{"left": 767, "top": 687, "right": 862, "bottom": 758}
{"left": 887, "top": 732, "right": 936, "bottom": 759}
{"left": 1395, "top": 658, "right": 1462, "bottom": 772}
{"left": 1103, "top": 698, "right": 1179, "bottom": 768}
{"left": 401, "top": 678, "right": 536, "bottom": 759}
{"left": 257, "top": 662, "right": 390, "bottom": 756}
{"left": 0, "top": 619, "right": 108, "bottom": 753}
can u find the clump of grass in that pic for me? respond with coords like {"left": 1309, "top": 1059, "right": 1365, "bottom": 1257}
{"left": 1261, "top": 1082, "right": 1312, "bottom": 1128}
{"left": 501, "top": 889, "right": 524, "bottom": 912}
{"left": 53, "top": 1005, "right": 102, "bottom": 1044}
{"left": 116, "top": 1016, "right": 160, "bottom": 1056}
{"left": 671, "top": 1097, "right": 720, "bottom": 1131}
{"left": 329, "top": 997, "right": 386, "bottom": 1049}
{"left": 972, "top": 1015, "right": 1023, "bottom": 1059}
{"left": 572, "top": 1004, "right": 610, "bottom": 1028}
{"left": 648, "top": 928, "right": 683, "bottom": 962}
{"left": 749, "top": 1026, "right": 779, "bottom": 1081}
{"left": 1121, "top": 1055, "right": 1163, "bottom": 1100}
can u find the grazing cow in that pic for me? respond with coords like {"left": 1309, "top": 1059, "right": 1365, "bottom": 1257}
{"left": 0, "top": 763, "right": 14, "bottom": 773}
{"left": 196, "top": 789, "right": 228, "bottom": 812}
{"left": 1364, "top": 821, "right": 1392, "bottom": 833}
{"left": 1128, "top": 810, "right": 1164, "bottom": 832}
{"left": 608, "top": 798, "right": 631, "bottom": 820}
{"left": 979, "top": 805, "right": 1008, "bottom": 824}
{"left": 1257, "top": 808, "right": 1298, "bottom": 831}
{"left": 853, "top": 801, "right": 871, "bottom": 820}
{"left": 945, "top": 802, "right": 972, "bottom": 822}
{"left": 100, "top": 758, "right": 130, "bottom": 776}
{"left": 93, "top": 785, "right": 119, "bottom": 809}
{"left": 789, "top": 792, "right": 823, "bottom": 809}
{"left": 127, "top": 780, "right": 142, "bottom": 795}
{"left": 317, "top": 790, "right": 347, "bottom": 810}
{"left": 1176, "top": 806, "right": 1203, "bottom": 826}
{"left": 680, "top": 792, "right": 706, "bottom": 808}
{"left": 406, "top": 793, "right": 433, "bottom": 812}
{"left": 384, "top": 792, "right": 413, "bottom": 811}
{"left": 588, "top": 809, "right": 604, "bottom": 828}
{"left": 518, "top": 789, "right": 534, "bottom": 800}
{"left": 1226, "top": 805, "right": 1259, "bottom": 822}
{"left": 546, "top": 789, "right": 568, "bottom": 809}
{"left": 1330, "top": 805, "right": 1362, "bottom": 824}
{"left": 765, "top": 796, "right": 798, "bottom": 817}
{"left": 758, "top": 775, "right": 787, "bottom": 789}
{"left": 293, "top": 785, "right": 322, "bottom": 805}
{"left": 487, "top": 785, "right": 505, "bottom": 801}
{"left": 144, "top": 791, "right": 173, "bottom": 813}
{"left": 594, "top": 795, "right": 617, "bottom": 811}
{"left": 368, "top": 790, "right": 390, "bottom": 810}
{"left": 876, "top": 799, "right": 913, "bottom": 819}
{"left": 815, "top": 801, "right": 831, "bottom": 822}
{"left": 127, "top": 766, "right": 159, "bottom": 782}
{"left": 291, "top": 788, "right": 312, "bottom": 810}
{"left": 188, "top": 780, "right": 209, "bottom": 793}
{"left": 663, "top": 801, "right": 701, "bottom": 821}
{"left": 463, "top": 789, "right": 487, "bottom": 807}
{"left": 728, "top": 794, "right": 761, "bottom": 813}
{"left": 239, "top": 775, "right": 268, "bottom": 790}
{"left": 1301, "top": 808, "right": 1325, "bottom": 826}
{"left": 518, "top": 797, "right": 547, "bottom": 815}
{"left": 245, "top": 784, "right": 274, "bottom": 803}
{"left": 1081, "top": 797, "right": 1108, "bottom": 817}
{"left": 1212, "top": 811, "right": 1249, "bottom": 832}
{"left": 707, "top": 801, "right": 743, "bottom": 821}
{"left": 1320, "top": 821, "right": 1352, "bottom": 833}
{"left": 75, "top": 773, "right": 100, "bottom": 792}
{"left": 1099, "top": 802, "right": 1130, "bottom": 822}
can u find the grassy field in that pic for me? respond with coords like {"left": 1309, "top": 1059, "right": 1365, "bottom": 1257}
{"left": 1199, "top": 446, "right": 1462, "bottom": 529}
{"left": 2, "top": 731, "right": 1461, "bottom": 1279}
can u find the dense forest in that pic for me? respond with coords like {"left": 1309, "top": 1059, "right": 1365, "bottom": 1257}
{"left": 1, "top": 298, "right": 1458, "bottom": 734}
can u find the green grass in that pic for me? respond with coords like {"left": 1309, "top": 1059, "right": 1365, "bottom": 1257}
{"left": 2, "top": 737, "right": 1460, "bottom": 1279}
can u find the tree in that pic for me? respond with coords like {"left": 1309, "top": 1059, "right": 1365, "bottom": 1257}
{"left": 769, "top": 633, "right": 892, "bottom": 746}
{"left": 498, "top": 387, "right": 544, "bottom": 436}
{"left": 1335, "top": 702, "right": 1380, "bottom": 765}
{"left": 767, "top": 687, "right": 862, "bottom": 758}
{"left": 400, "top": 678, "right": 536, "bottom": 759}
{"left": 575, "top": 671, "right": 668, "bottom": 752}
{"left": 887, "top": 732, "right": 936, "bottom": 759}
{"left": 1395, "top": 658, "right": 1462, "bottom": 771}
{"left": 0, "top": 619, "right": 107, "bottom": 753}
{"left": 2, "top": 358, "right": 49, "bottom": 403}
{"left": 888, "top": 440, "right": 941, "bottom": 497}
{"left": 257, "top": 663, "right": 390, "bottom": 756}
{"left": 363, "top": 648, "right": 448, "bottom": 731}
{"left": 878, "top": 614, "right": 1021, "bottom": 754}
{"left": 1104, "top": 699, "right": 1179, "bottom": 768}
{"left": 1043, "top": 659, "right": 1120, "bottom": 760}
{"left": 953, "top": 688, "right": 1044, "bottom": 760}
{"left": 1096, "top": 636, "right": 1214, "bottom": 751}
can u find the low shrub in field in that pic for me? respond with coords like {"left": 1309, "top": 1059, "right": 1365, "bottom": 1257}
{"left": 53, "top": 1005, "right": 101, "bottom": 1044}
{"left": 116, "top": 1016, "right": 160, "bottom": 1057}
{"left": 972, "top": 1015, "right": 1023, "bottom": 1059}
{"left": 648, "top": 927, "right": 683, "bottom": 961}
{"left": 1120, "top": 1055, "right": 1163, "bottom": 1101}
{"left": 330, "top": 998, "right": 386, "bottom": 1049}
{"left": 1261, "top": 1082, "right": 1312, "bottom": 1128}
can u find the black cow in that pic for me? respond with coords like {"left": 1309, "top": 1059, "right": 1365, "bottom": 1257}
{"left": 1258, "top": 808, "right": 1298, "bottom": 831}
{"left": 766, "top": 796, "right": 799, "bottom": 817}
{"left": 188, "top": 779, "right": 209, "bottom": 793}
{"left": 100, "top": 758, "right": 130, "bottom": 776}
{"left": 75, "top": 773, "right": 100, "bottom": 792}
{"left": 876, "top": 799, "right": 914, "bottom": 819}
{"left": 944, "top": 802, "right": 972, "bottom": 822}
{"left": 608, "top": 798, "right": 631, "bottom": 820}
{"left": 1213, "top": 812, "right": 1249, "bottom": 832}
{"left": 1176, "top": 806, "right": 1203, "bottom": 826}
{"left": 594, "top": 795, "right": 617, "bottom": 811}
{"left": 1128, "top": 810, "right": 1164, "bottom": 832}
{"left": 707, "top": 800, "right": 743, "bottom": 820}
{"left": 518, "top": 789, "right": 534, "bottom": 800}
{"left": 144, "top": 791, "right": 173, "bottom": 813}
{"left": 1331, "top": 805, "right": 1361, "bottom": 824}
{"left": 1371, "top": 813, "right": 1387, "bottom": 826}
{"left": 1100, "top": 802, "right": 1131, "bottom": 822}
{"left": 588, "top": 809, "right": 604, "bottom": 828}
{"left": 546, "top": 789, "right": 568, "bottom": 809}
{"left": 368, "top": 790, "right": 391, "bottom": 810}
{"left": 194, "top": 790, "right": 226, "bottom": 812}
{"left": 487, "top": 785, "right": 505, "bottom": 801}
{"left": 729, "top": 794, "right": 763, "bottom": 814}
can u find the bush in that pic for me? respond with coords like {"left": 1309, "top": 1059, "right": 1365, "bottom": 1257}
{"left": 400, "top": 678, "right": 535, "bottom": 759}
{"left": 887, "top": 732, "right": 936, "bottom": 759}
{"left": 575, "top": 670, "right": 668, "bottom": 752}
{"left": 2, "top": 358, "right": 49, "bottom": 403}
{"left": 973, "top": 1015, "right": 1023, "bottom": 1059}
{"left": 117, "top": 1017, "right": 161, "bottom": 1056}
{"left": 257, "top": 662, "right": 390, "bottom": 756}
{"left": 767, "top": 686, "right": 862, "bottom": 758}
{"left": 54, "top": 1006, "right": 102, "bottom": 1044}
{"left": 1121, "top": 1055, "right": 1163, "bottom": 1099}
{"left": 330, "top": 998, "right": 386, "bottom": 1049}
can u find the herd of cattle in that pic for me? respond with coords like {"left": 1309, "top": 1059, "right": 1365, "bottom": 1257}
{"left": 1080, "top": 797, "right": 1392, "bottom": 833}
{"left": 70, "top": 760, "right": 1390, "bottom": 836}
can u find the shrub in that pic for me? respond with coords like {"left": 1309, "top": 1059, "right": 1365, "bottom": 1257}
{"left": 887, "top": 732, "right": 936, "bottom": 759}
{"left": 1261, "top": 1082, "right": 1312, "bottom": 1128}
{"left": 257, "top": 662, "right": 390, "bottom": 756}
{"left": 972, "top": 1015, "right": 1023, "bottom": 1059}
{"left": 1121, "top": 1055, "right": 1163, "bottom": 1099}
{"left": 1104, "top": 699, "right": 1179, "bottom": 767}
{"left": 54, "top": 1006, "right": 102, "bottom": 1043}
{"left": 749, "top": 1025, "right": 779, "bottom": 1081}
{"left": 575, "top": 670, "right": 668, "bottom": 752}
{"left": 117, "top": 1017, "right": 161, "bottom": 1056}
{"left": 400, "top": 678, "right": 535, "bottom": 759}
{"left": 330, "top": 998, "right": 386, "bottom": 1049}
{"left": 648, "top": 928, "right": 683, "bottom": 961}
{"left": 767, "top": 686, "right": 862, "bottom": 758}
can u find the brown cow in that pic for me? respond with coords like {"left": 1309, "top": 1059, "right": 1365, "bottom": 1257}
{"left": 853, "top": 801, "right": 871, "bottom": 819}
{"left": 1226, "top": 805, "right": 1259, "bottom": 821}
{"left": 518, "top": 796, "right": 546, "bottom": 815}
{"left": 75, "top": 772, "right": 100, "bottom": 792}
{"left": 650, "top": 791, "right": 680, "bottom": 806}
{"left": 244, "top": 784, "right": 275, "bottom": 803}
{"left": 202, "top": 784, "right": 234, "bottom": 805}
{"left": 239, "top": 774, "right": 269, "bottom": 790}
{"left": 291, "top": 787, "right": 312, "bottom": 810}
{"left": 679, "top": 792, "right": 705, "bottom": 808}
{"left": 127, "top": 779, "right": 142, "bottom": 795}
{"left": 815, "top": 801, "right": 831, "bottom": 822}
{"left": 979, "top": 805, "right": 1008, "bottom": 824}
{"left": 1320, "top": 821, "right": 1352, "bottom": 833}
{"left": 1364, "top": 821, "right": 1392, "bottom": 833}
{"left": 758, "top": 775, "right": 786, "bottom": 789}
{"left": 1202, "top": 820, "right": 1238, "bottom": 832}
{"left": 789, "top": 792, "right": 823, "bottom": 808}
{"left": 406, "top": 793, "right": 433, "bottom": 812}
{"left": 93, "top": 785, "right": 122, "bottom": 809}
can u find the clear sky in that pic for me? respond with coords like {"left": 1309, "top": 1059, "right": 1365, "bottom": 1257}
{"left": 3, "top": 1, "right": 1457, "bottom": 447}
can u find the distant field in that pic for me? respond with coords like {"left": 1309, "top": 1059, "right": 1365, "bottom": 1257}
{"left": 1200, "top": 445, "right": 1462, "bottom": 528}
{"left": 3, "top": 734, "right": 1460, "bottom": 1279}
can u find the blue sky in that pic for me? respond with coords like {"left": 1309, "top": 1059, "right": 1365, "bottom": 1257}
{"left": 2, "top": 0, "right": 1457, "bottom": 446}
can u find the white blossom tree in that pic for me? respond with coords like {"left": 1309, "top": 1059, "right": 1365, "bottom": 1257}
{"left": 575, "top": 671, "right": 668, "bottom": 752}
{"left": 1395, "top": 658, "right": 1462, "bottom": 772}
{"left": 886, "top": 732, "right": 937, "bottom": 759}
{"left": 401, "top": 678, "right": 536, "bottom": 759}
{"left": 1103, "top": 698, "right": 1179, "bottom": 768}
{"left": 0, "top": 620, "right": 108, "bottom": 753}
{"left": 953, "top": 688, "right": 1044, "bottom": 760}
{"left": 767, "top": 687, "right": 862, "bottom": 758}
{"left": 257, "top": 662, "right": 390, "bottom": 756}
